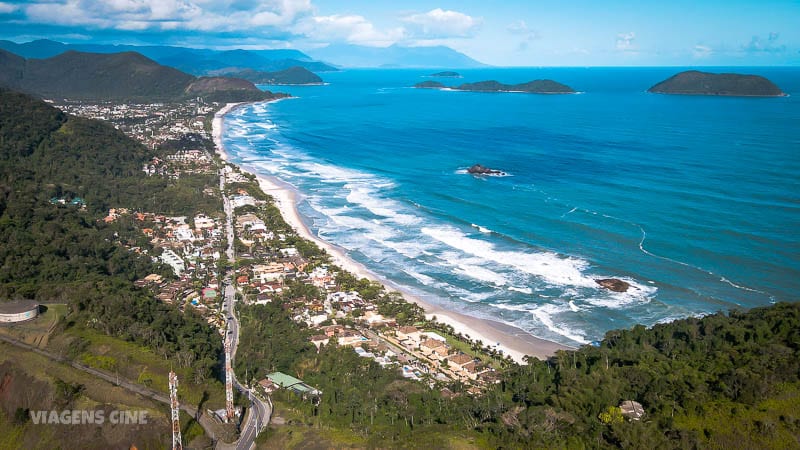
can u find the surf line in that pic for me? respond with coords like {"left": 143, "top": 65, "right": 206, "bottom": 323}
{"left": 560, "top": 204, "right": 775, "bottom": 302}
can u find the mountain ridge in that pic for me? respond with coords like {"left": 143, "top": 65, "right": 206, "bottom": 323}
{"left": 0, "top": 39, "right": 337, "bottom": 75}
{"left": 0, "top": 48, "right": 287, "bottom": 102}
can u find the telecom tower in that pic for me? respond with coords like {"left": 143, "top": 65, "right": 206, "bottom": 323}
{"left": 225, "top": 337, "right": 235, "bottom": 422}
{"left": 169, "top": 371, "right": 182, "bottom": 450}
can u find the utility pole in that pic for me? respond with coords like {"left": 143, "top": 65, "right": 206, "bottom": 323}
{"left": 169, "top": 371, "right": 182, "bottom": 450}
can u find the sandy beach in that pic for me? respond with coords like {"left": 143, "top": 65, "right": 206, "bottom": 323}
{"left": 213, "top": 102, "right": 572, "bottom": 364}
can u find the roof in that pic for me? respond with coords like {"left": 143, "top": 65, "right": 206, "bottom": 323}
{"left": 266, "top": 372, "right": 305, "bottom": 388}
{"left": 0, "top": 300, "right": 39, "bottom": 314}
{"left": 267, "top": 372, "right": 321, "bottom": 395}
{"left": 448, "top": 353, "right": 474, "bottom": 366}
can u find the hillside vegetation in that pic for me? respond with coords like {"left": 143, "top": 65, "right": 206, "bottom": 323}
{"left": 0, "top": 49, "right": 286, "bottom": 102}
{"left": 0, "top": 88, "right": 221, "bottom": 381}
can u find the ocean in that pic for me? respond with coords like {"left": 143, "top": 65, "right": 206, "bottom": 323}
{"left": 221, "top": 67, "right": 800, "bottom": 347}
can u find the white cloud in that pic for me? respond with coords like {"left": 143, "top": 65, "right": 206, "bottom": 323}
{"left": 0, "top": 2, "right": 20, "bottom": 14}
{"left": 22, "top": 0, "right": 313, "bottom": 32}
{"left": 692, "top": 44, "right": 712, "bottom": 59}
{"left": 616, "top": 31, "right": 636, "bottom": 51}
{"left": 294, "top": 14, "right": 404, "bottom": 47}
{"left": 401, "top": 8, "right": 480, "bottom": 38}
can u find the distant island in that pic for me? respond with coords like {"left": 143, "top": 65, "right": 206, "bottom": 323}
{"left": 415, "top": 79, "right": 575, "bottom": 94}
{"left": 430, "top": 71, "right": 462, "bottom": 78}
{"left": 220, "top": 66, "right": 324, "bottom": 85}
{"left": 648, "top": 70, "right": 785, "bottom": 97}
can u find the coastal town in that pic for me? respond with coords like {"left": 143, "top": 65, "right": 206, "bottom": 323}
{"left": 56, "top": 97, "right": 512, "bottom": 406}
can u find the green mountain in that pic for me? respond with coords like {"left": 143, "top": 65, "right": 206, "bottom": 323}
{"left": 0, "top": 39, "right": 338, "bottom": 74}
{"left": 648, "top": 70, "right": 785, "bottom": 96}
{"left": 221, "top": 66, "right": 323, "bottom": 85}
{"left": 0, "top": 49, "right": 284, "bottom": 102}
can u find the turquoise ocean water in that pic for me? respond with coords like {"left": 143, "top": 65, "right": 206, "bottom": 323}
{"left": 222, "top": 68, "right": 800, "bottom": 346}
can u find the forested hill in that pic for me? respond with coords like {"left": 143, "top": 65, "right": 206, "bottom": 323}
{"left": 0, "top": 49, "right": 283, "bottom": 102}
{"left": 0, "top": 88, "right": 220, "bottom": 377}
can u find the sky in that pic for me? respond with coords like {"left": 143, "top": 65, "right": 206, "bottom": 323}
{"left": 0, "top": 0, "right": 798, "bottom": 66}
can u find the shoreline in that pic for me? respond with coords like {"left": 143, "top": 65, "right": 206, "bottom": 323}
{"left": 212, "top": 102, "right": 572, "bottom": 364}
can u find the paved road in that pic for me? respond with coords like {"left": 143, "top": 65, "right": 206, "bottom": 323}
{"left": 0, "top": 334, "right": 218, "bottom": 442}
{"left": 219, "top": 169, "right": 272, "bottom": 450}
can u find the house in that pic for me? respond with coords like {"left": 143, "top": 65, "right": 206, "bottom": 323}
{"left": 447, "top": 353, "right": 474, "bottom": 370}
{"left": 252, "top": 263, "right": 285, "bottom": 282}
{"left": 194, "top": 214, "right": 215, "bottom": 229}
{"left": 396, "top": 326, "right": 422, "bottom": 344}
{"left": 258, "top": 378, "right": 278, "bottom": 394}
{"left": 321, "top": 325, "right": 344, "bottom": 337}
{"left": 338, "top": 330, "right": 367, "bottom": 347}
{"left": 461, "top": 361, "right": 486, "bottom": 380}
{"left": 419, "top": 338, "right": 448, "bottom": 359}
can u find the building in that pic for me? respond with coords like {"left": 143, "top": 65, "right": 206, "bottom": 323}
{"left": 160, "top": 249, "right": 186, "bottom": 275}
{"left": 0, "top": 300, "right": 40, "bottom": 323}
{"left": 266, "top": 372, "right": 322, "bottom": 397}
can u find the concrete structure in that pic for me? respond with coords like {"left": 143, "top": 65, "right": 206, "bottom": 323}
{"left": 160, "top": 249, "right": 185, "bottom": 275}
{"left": 0, "top": 300, "right": 39, "bottom": 323}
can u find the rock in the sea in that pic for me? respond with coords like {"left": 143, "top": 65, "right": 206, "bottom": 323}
{"left": 595, "top": 278, "right": 630, "bottom": 293}
{"left": 467, "top": 164, "right": 506, "bottom": 176}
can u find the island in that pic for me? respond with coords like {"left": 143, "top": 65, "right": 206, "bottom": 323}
{"left": 648, "top": 70, "right": 785, "bottom": 97}
{"left": 467, "top": 164, "right": 507, "bottom": 176}
{"left": 414, "top": 79, "right": 575, "bottom": 94}
{"left": 430, "top": 71, "right": 462, "bottom": 77}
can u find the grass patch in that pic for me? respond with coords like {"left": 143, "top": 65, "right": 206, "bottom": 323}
{"left": 51, "top": 325, "right": 226, "bottom": 410}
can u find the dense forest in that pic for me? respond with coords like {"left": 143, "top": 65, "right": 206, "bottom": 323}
{"left": 0, "top": 88, "right": 221, "bottom": 378}
{"left": 244, "top": 289, "right": 800, "bottom": 448}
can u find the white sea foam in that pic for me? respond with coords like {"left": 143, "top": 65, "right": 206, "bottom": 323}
{"left": 345, "top": 185, "right": 420, "bottom": 225}
{"left": 422, "top": 226, "right": 595, "bottom": 288}
{"left": 531, "top": 304, "right": 590, "bottom": 344}
{"left": 569, "top": 300, "right": 580, "bottom": 312}
{"left": 471, "top": 223, "right": 493, "bottom": 233}
{"left": 508, "top": 286, "right": 533, "bottom": 295}
{"left": 454, "top": 263, "right": 508, "bottom": 286}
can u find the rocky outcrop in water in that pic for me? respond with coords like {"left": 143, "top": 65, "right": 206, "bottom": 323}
{"left": 467, "top": 164, "right": 506, "bottom": 176}
{"left": 595, "top": 278, "right": 631, "bottom": 293}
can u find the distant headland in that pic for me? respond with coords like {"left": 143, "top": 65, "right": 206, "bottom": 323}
{"left": 415, "top": 79, "right": 575, "bottom": 94}
{"left": 648, "top": 70, "right": 785, "bottom": 97}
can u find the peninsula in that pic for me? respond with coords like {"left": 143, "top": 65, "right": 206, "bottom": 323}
{"left": 648, "top": 70, "right": 785, "bottom": 97}
{"left": 218, "top": 66, "right": 324, "bottom": 85}
{"left": 414, "top": 79, "right": 575, "bottom": 94}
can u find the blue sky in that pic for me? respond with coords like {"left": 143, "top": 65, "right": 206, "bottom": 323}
{"left": 1, "top": 0, "right": 798, "bottom": 66}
